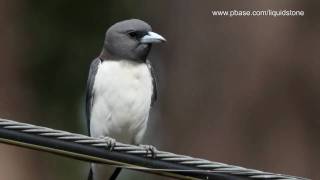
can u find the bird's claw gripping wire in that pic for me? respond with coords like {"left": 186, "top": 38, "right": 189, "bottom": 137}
{"left": 139, "top": 144, "right": 157, "bottom": 158}
{"left": 100, "top": 136, "right": 116, "bottom": 151}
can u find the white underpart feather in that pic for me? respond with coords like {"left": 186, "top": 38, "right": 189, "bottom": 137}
{"left": 90, "top": 59, "right": 153, "bottom": 180}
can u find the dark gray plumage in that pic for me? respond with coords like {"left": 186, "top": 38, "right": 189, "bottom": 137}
{"left": 147, "top": 59, "right": 158, "bottom": 106}
{"left": 101, "top": 20, "right": 152, "bottom": 61}
{"left": 85, "top": 58, "right": 101, "bottom": 136}
{"left": 85, "top": 19, "right": 165, "bottom": 180}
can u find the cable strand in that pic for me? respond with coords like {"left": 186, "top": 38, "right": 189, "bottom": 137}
{"left": 0, "top": 118, "right": 308, "bottom": 180}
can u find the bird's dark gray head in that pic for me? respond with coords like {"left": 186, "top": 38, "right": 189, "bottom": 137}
{"left": 100, "top": 19, "right": 166, "bottom": 61}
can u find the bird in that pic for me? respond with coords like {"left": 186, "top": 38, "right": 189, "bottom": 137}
{"left": 85, "top": 19, "right": 166, "bottom": 180}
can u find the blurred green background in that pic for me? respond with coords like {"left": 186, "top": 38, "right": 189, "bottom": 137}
{"left": 0, "top": 0, "right": 319, "bottom": 179}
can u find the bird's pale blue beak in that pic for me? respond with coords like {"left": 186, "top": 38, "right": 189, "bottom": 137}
{"left": 140, "top": 32, "right": 166, "bottom": 44}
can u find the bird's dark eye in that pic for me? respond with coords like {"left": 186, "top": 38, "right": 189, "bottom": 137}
{"left": 127, "top": 31, "right": 147, "bottom": 39}
{"left": 128, "top": 31, "right": 138, "bottom": 38}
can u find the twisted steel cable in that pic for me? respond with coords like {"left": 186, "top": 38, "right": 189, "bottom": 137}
{"left": 0, "top": 118, "right": 308, "bottom": 180}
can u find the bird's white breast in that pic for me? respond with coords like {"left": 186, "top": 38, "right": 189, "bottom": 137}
{"left": 90, "top": 59, "right": 153, "bottom": 144}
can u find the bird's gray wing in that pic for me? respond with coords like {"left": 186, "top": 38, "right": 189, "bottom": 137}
{"left": 85, "top": 58, "right": 101, "bottom": 135}
{"left": 146, "top": 60, "right": 158, "bottom": 106}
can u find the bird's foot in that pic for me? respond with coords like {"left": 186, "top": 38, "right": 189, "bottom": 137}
{"left": 100, "top": 136, "right": 116, "bottom": 151}
{"left": 139, "top": 144, "right": 157, "bottom": 158}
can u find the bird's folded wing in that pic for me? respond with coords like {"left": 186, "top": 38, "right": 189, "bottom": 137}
{"left": 85, "top": 58, "right": 101, "bottom": 135}
{"left": 146, "top": 60, "right": 158, "bottom": 107}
